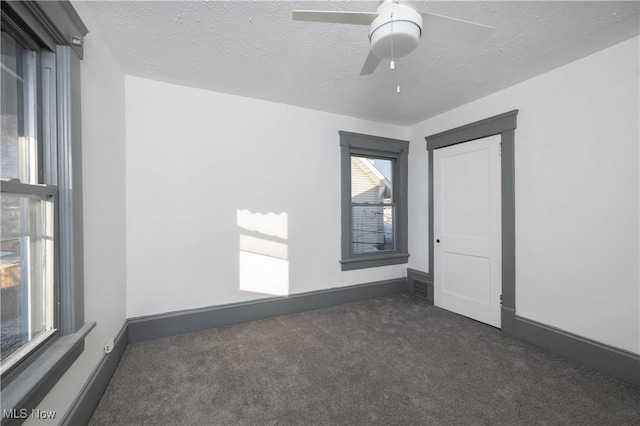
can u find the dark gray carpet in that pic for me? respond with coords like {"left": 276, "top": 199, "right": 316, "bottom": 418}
{"left": 90, "top": 294, "right": 640, "bottom": 425}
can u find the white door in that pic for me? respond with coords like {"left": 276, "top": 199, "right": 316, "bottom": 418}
{"left": 433, "top": 135, "right": 502, "bottom": 328}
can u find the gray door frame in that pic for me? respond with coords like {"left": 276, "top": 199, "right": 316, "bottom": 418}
{"left": 425, "top": 110, "right": 519, "bottom": 334}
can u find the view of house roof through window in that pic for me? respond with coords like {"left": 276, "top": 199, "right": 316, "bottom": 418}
{"left": 351, "top": 156, "right": 395, "bottom": 255}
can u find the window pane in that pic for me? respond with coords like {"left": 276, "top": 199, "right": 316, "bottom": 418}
{"left": 351, "top": 156, "right": 393, "bottom": 202}
{"left": 351, "top": 156, "right": 395, "bottom": 255}
{"left": 352, "top": 205, "right": 395, "bottom": 254}
{"left": 1, "top": 193, "right": 54, "bottom": 366}
{"left": 1, "top": 31, "right": 38, "bottom": 184}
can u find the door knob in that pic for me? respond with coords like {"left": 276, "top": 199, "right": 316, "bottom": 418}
{"left": 436, "top": 239, "right": 440, "bottom": 243}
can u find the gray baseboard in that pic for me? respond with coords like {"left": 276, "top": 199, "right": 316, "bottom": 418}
{"left": 514, "top": 316, "right": 640, "bottom": 387}
{"left": 128, "top": 278, "right": 408, "bottom": 342}
{"left": 61, "top": 323, "right": 128, "bottom": 426}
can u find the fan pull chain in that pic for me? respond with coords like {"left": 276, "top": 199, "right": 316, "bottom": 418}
{"left": 390, "top": 12, "right": 395, "bottom": 70}
{"left": 389, "top": 11, "right": 399, "bottom": 93}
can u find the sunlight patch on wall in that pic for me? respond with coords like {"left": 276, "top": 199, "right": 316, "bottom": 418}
{"left": 237, "top": 210, "right": 289, "bottom": 296}
{"left": 239, "top": 235, "right": 288, "bottom": 259}
{"left": 236, "top": 209, "right": 288, "bottom": 239}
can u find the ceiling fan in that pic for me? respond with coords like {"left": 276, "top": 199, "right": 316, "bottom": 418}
{"left": 292, "top": 0, "right": 495, "bottom": 76}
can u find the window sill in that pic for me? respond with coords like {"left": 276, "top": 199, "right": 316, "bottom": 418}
{"left": 340, "top": 253, "right": 409, "bottom": 271}
{"left": 1, "top": 322, "right": 95, "bottom": 425}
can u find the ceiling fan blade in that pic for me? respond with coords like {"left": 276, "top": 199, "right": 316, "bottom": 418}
{"left": 292, "top": 10, "right": 378, "bottom": 26}
{"left": 360, "top": 50, "right": 382, "bottom": 76}
{"left": 421, "top": 12, "right": 495, "bottom": 42}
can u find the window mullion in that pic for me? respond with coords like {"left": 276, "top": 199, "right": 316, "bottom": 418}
{"left": 24, "top": 50, "right": 38, "bottom": 185}
{"left": 0, "top": 181, "right": 57, "bottom": 197}
{"left": 41, "top": 49, "right": 57, "bottom": 186}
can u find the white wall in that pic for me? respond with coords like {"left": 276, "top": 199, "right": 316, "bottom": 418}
{"left": 27, "top": 2, "right": 128, "bottom": 422}
{"left": 408, "top": 36, "right": 640, "bottom": 354}
{"left": 125, "top": 77, "right": 408, "bottom": 318}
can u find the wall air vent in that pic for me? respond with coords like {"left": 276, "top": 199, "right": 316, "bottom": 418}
{"left": 407, "top": 268, "right": 433, "bottom": 304}
{"left": 412, "top": 279, "right": 429, "bottom": 302}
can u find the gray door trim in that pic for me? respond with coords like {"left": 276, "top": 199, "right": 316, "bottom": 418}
{"left": 425, "top": 110, "right": 519, "bottom": 333}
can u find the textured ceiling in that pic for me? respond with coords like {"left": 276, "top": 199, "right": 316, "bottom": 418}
{"left": 79, "top": 1, "right": 639, "bottom": 125}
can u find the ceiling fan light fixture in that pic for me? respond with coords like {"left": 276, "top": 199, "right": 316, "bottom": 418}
{"left": 370, "top": 20, "right": 421, "bottom": 59}
{"left": 292, "top": 0, "right": 494, "bottom": 76}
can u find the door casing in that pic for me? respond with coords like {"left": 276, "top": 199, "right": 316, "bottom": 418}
{"left": 425, "top": 110, "right": 518, "bottom": 334}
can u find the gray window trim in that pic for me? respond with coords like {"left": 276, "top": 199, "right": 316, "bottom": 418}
{"left": 339, "top": 131, "right": 410, "bottom": 271}
{"left": 425, "top": 110, "right": 518, "bottom": 334}
{"left": 3, "top": 0, "right": 87, "bottom": 59}
{"left": 1, "top": 323, "right": 94, "bottom": 425}
{"left": 56, "top": 45, "right": 85, "bottom": 335}
{"left": 0, "top": 2, "right": 90, "bottom": 424}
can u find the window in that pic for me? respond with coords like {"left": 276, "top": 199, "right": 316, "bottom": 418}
{"left": 339, "top": 131, "right": 409, "bottom": 270}
{"left": 1, "top": 27, "right": 57, "bottom": 376}
{"left": 1, "top": 0, "right": 91, "bottom": 418}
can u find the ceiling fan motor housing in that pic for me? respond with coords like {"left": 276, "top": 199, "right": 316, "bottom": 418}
{"left": 369, "top": 2, "right": 423, "bottom": 59}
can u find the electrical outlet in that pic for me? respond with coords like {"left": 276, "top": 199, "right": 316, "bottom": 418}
{"left": 104, "top": 338, "right": 115, "bottom": 354}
